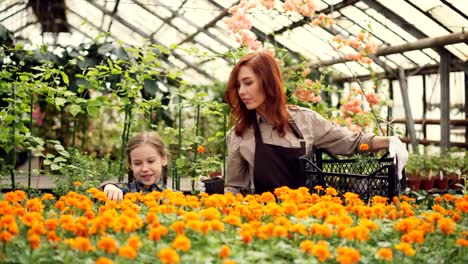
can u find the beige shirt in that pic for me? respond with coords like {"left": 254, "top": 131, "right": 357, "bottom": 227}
{"left": 225, "top": 105, "right": 375, "bottom": 195}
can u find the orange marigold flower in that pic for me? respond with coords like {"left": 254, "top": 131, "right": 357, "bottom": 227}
{"left": 28, "top": 233, "right": 41, "bottom": 249}
{"left": 73, "top": 181, "right": 83, "bottom": 187}
{"left": 359, "top": 143, "right": 369, "bottom": 151}
{"left": 157, "top": 247, "right": 180, "bottom": 264}
{"left": 325, "top": 187, "right": 338, "bottom": 196}
{"left": 118, "top": 245, "right": 137, "bottom": 259}
{"left": 395, "top": 242, "right": 415, "bottom": 256}
{"left": 127, "top": 235, "right": 140, "bottom": 250}
{"left": 219, "top": 245, "right": 231, "bottom": 259}
{"left": 259, "top": 192, "right": 276, "bottom": 203}
{"left": 377, "top": 248, "right": 393, "bottom": 260}
{"left": 336, "top": 246, "right": 361, "bottom": 264}
{"left": 313, "top": 240, "right": 331, "bottom": 262}
{"left": 172, "top": 235, "right": 191, "bottom": 252}
{"left": 223, "top": 261, "right": 236, "bottom": 264}
{"left": 97, "top": 236, "right": 117, "bottom": 254}
{"left": 438, "top": 217, "right": 456, "bottom": 234}
{"left": 95, "top": 257, "right": 113, "bottom": 264}
{"left": 41, "top": 193, "right": 55, "bottom": 200}
{"left": 456, "top": 238, "right": 468, "bottom": 247}
{"left": 0, "top": 230, "right": 13, "bottom": 242}
{"left": 300, "top": 240, "right": 315, "bottom": 254}
{"left": 197, "top": 145, "right": 205, "bottom": 154}
{"left": 69, "top": 236, "right": 94, "bottom": 252}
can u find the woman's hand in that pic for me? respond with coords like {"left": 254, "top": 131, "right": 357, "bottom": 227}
{"left": 103, "top": 184, "right": 123, "bottom": 202}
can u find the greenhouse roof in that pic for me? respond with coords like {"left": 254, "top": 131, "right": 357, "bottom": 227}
{"left": 0, "top": 0, "right": 467, "bottom": 85}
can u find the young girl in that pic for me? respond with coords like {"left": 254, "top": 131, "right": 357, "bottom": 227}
{"left": 103, "top": 132, "right": 169, "bottom": 202}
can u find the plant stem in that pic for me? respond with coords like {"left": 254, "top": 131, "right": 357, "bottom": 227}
{"left": 10, "top": 84, "right": 16, "bottom": 190}
{"left": 28, "top": 92, "right": 33, "bottom": 192}
{"left": 191, "top": 104, "right": 201, "bottom": 191}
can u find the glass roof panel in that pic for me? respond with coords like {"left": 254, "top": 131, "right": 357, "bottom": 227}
{"left": 446, "top": 0, "right": 468, "bottom": 14}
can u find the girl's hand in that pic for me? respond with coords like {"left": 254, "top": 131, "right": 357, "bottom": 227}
{"left": 103, "top": 184, "right": 123, "bottom": 202}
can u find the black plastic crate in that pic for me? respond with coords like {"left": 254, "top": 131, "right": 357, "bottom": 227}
{"left": 300, "top": 148, "right": 406, "bottom": 201}
{"left": 203, "top": 177, "right": 225, "bottom": 194}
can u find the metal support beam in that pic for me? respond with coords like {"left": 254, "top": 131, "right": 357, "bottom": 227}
{"left": 156, "top": 0, "right": 234, "bottom": 49}
{"left": 85, "top": 0, "right": 215, "bottom": 81}
{"left": 440, "top": 51, "right": 450, "bottom": 153}
{"left": 310, "top": 31, "right": 468, "bottom": 67}
{"left": 332, "top": 59, "right": 465, "bottom": 83}
{"left": 398, "top": 67, "right": 418, "bottom": 151}
{"left": 274, "top": 0, "right": 359, "bottom": 35}
{"left": 465, "top": 61, "right": 468, "bottom": 145}
{"left": 131, "top": 0, "right": 226, "bottom": 58}
{"left": 0, "top": 5, "right": 27, "bottom": 23}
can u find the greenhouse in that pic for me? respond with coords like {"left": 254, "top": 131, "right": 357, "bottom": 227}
{"left": 0, "top": 0, "right": 467, "bottom": 263}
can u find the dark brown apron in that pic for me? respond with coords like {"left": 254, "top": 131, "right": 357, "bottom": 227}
{"left": 253, "top": 117, "right": 306, "bottom": 194}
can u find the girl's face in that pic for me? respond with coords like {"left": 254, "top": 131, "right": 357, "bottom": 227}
{"left": 129, "top": 144, "right": 167, "bottom": 186}
{"left": 237, "top": 65, "right": 266, "bottom": 115}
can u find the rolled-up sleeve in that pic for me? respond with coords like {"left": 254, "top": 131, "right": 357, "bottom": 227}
{"left": 224, "top": 129, "right": 249, "bottom": 195}
{"left": 305, "top": 110, "right": 375, "bottom": 155}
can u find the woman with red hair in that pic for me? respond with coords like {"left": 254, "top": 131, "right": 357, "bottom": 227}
{"left": 222, "top": 52, "right": 407, "bottom": 195}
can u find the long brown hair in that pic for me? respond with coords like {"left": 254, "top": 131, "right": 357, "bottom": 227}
{"left": 224, "top": 52, "right": 289, "bottom": 137}
{"left": 126, "top": 132, "right": 168, "bottom": 184}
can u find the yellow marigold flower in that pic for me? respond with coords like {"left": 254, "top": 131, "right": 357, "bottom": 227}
{"left": 438, "top": 217, "right": 456, "bottom": 234}
{"left": 314, "top": 185, "right": 324, "bottom": 192}
{"left": 172, "top": 235, "right": 191, "bottom": 252}
{"left": 97, "top": 236, "right": 117, "bottom": 254}
{"left": 222, "top": 215, "right": 242, "bottom": 226}
{"left": 300, "top": 239, "right": 315, "bottom": 254}
{"left": 41, "top": 193, "right": 55, "bottom": 200}
{"left": 73, "top": 181, "right": 82, "bottom": 187}
{"left": 118, "top": 245, "right": 137, "bottom": 259}
{"left": 200, "top": 207, "right": 221, "bottom": 220}
{"left": 395, "top": 242, "right": 415, "bottom": 256}
{"left": 272, "top": 225, "right": 288, "bottom": 238}
{"left": 95, "top": 257, "right": 113, "bottom": 264}
{"left": 157, "top": 247, "right": 180, "bottom": 264}
{"left": 290, "top": 223, "right": 308, "bottom": 236}
{"left": 313, "top": 240, "right": 331, "bottom": 262}
{"left": 259, "top": 192, "right": 276, "bottom": 203}
{"left": 325, "top": 187, "right": 338, "bottom": 196}
{"left": 210, "top": 219, "right": 225, "bottom": 232}
{"left": 219, "top": 245, "right": 231, "bottom": 259}
{"left": 377, "top": 248, "right": 393, "bottom": 260}
{"left": 359, "top": 143, "right": 369, "bottom": 151}
{"left": 223, "top": 260, "right": 236, "bottom": 264}
{"left": 310, "top": 223, "right": 332, "bottom": 238}
{"left": 359, "top": 219, "right": 379, "bottom": 231}
{"left": 456, "top": 238, "right": 468, "bottom": 247}
{"left": 336, "top": 246, "right": 361, "bottom": 264}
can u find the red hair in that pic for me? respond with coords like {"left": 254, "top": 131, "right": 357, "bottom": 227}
{"left": 224, "top": 52, "right": 289, "bottom": 137}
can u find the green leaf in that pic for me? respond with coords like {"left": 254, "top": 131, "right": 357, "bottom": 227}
{"left": 86, "top": 106, "right": 99, "bottom": 117}
{"left": 53, "top": 157, "right": 67, "bottom": 163}
{"left": 176, "top": 157, "right": 185, "bottom": 169}
{"left": 50, "top": 164, "right": 61, "bottom": 171}
{"left": 69, "top": 104, "right": 81, "bottom": 117}
{"left": 60, "top": 71, "right": 69, "bottom": 86}
{"left": 54, "top": 98, "right": 66, "bottom": 108}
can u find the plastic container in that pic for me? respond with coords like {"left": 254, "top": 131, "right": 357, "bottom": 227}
{"left": 300, "top": 148, "right": 406, "bottom": 201}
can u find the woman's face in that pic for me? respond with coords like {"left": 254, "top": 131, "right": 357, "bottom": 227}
{"left": 237, "top": 65, "right": 266, "bottom": 115}
{"left": 129, "top": 144, "right": 167, "bottom": 186}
